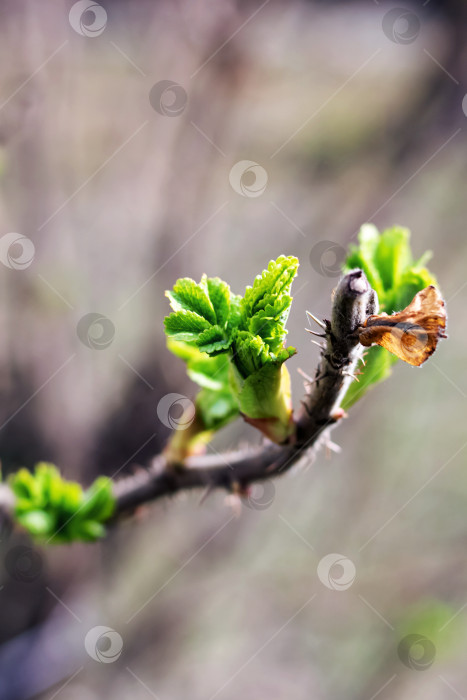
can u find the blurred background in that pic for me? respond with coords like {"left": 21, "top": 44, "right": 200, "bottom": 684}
{"left": 0, "top": 0, "right": 466, "bottom": 698}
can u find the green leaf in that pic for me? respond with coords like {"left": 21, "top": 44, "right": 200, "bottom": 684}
{"left": 196, "top": 388, "right": 239, "bottom": 431}
{"left": 17, "top": 510, "right": 55, "bottom": 535}
{"left": 227, "top": 293, "right": 243, "bottom": 331}
{"left": 59, "top": 481, "right": 83, "bottom": 513}
{"left": 10, "top": 468, "right": 40, "bottom": 501}
{"left": 165, "top": 276, "right": 239, "bottom": 354}
{"left": 241, "top": 255, "right": 298, "bottom": 325}
{"left": 394, "top": 266, "right": 437, "bottom": 311}
{"left": 166, "top": 277, "right": 216, "bottom": 324}
{"left": 374, "top": 226, "right": 412, "bottom": 293}
{"left": 164, "top": 310, "right": 211, "bottom": 341}
{"left": 232, "top": 331, "right": 271, "bottom": 378}
{"left": 167, "top": 340, "right": 232, "bottom": 390}
{"left": 80, "top": 477, "right": 115, "bottom": 521}
{"left": 9, "top": 463, "right": 116, "bottom": 544}
{"left": 248, "top": 297, "right": 291, "bottom": 353}
{"left": 166, "top": 339, "right": 240, "bottom": 436}
{"left": 342, "top": 346, "right": 394, "bottom": 410}
{"left": 71, "top": 520, "right": 106, "bottom": 542}
{"left": 206, "top": 277, "right": 231, "bottom": 327}
{"left": 197, "top": 326, "right": 232, "bottom": 354}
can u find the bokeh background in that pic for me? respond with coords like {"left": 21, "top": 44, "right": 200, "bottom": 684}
{"left": 0, "top": 0, "right": 466, "bottom": 698}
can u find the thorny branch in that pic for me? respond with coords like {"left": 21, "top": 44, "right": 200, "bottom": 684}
{"left": 113, "top": 270, "right": 377, "bottom": 517}
{"left": 0, "top": 270, "right": 377, "bottom": 525}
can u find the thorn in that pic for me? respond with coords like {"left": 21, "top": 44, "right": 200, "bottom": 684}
{"left": 326, "top": 439, "right": 342, "bottom": 454}
{"left": 305, "top": 328, "right": 326, "bottom": 338}
{"left": 306, "top": 310, "right": 326, "bottom": 330}
{"left": 224, "top": 493, "right": 242, "bottom": 517}
{"left": 343, "top": 371, "right": 359, "bottom": 382}
{"left": 310, "top": 339, "right": 326, "bottom": 350}
{"left": 305, "top": 371, "right": 330, "bottom": 391}
{"left": 324, "top": 440, "right": 341, "bottom": 460}
{"left": 297, "top": 367, "right": 314, "bottom": 383}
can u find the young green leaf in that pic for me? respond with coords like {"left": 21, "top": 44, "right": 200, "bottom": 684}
{"left": 164, "top": 310, "right": 211, "bottom": 342}
{"left": 9, "top": 463, "right": 115, "bottom": 544}
{"left": 206, "top": 277, "right": 231, "bottom": 327}
{"left": 165, "top": 256, "right": 299, "bottom": 446}
{"left": 240, "top": 255, "right": 298, "bottom": 326}
{"left": 166, "top": 277, "right": 216, "bottom": 323}
{"left": 165, "top": 275, "right": 236, "bottom": 354}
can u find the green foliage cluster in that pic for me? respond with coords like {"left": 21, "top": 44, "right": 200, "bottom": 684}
{"left": 164, "top": 256, "right": 299, "bottom": 442}
{"left": 342, "top": 224, "right": 437, "bottom": 408}
{"left": 9, "top": 462, "right": 115, "bottom": 543}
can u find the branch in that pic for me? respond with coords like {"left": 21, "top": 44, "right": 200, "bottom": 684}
{"left": 113, "top": 270, "right": 377, "bottom": 517}
{"left": 0, "top": 270, "right": 377, "bottom": 531}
